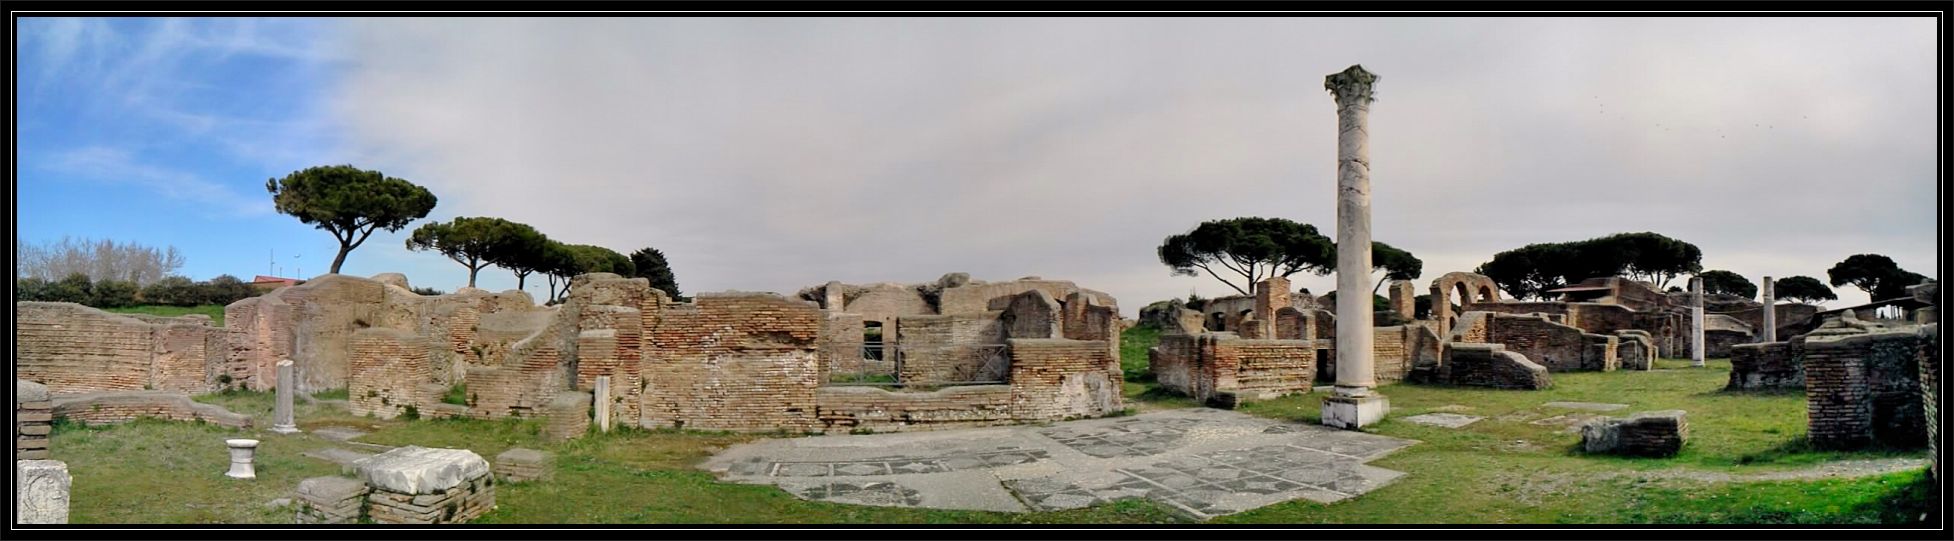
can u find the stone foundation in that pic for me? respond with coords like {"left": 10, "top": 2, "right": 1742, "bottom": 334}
{"left": 814, "top": 385, "right": 1013, "bottom": 433}
{"left": 295, "top": 476, "right": 369, "bottom": 524}
{"left": 51, "top": 390, "right": 252, "bottom": 428}
{"left": 494, "top": 448, "right": 552, "bottom": 483}
{"left": 353, "top": 446, "right": 496, "bottom": 524}
{"left": 1805, "top": 329, "right": 1928, "bottom": 450}
{"left": 1581, "top": 410, "right": 1688, "bottom": 457}
{"left": 17, "top": 380, "right": 53, "bottom": 460}
{"left": 1728, "top": 341, "right": 1805, "bottom": 391}
{"left": 1430, "top": 343, "right": 1551, "bottom": 390}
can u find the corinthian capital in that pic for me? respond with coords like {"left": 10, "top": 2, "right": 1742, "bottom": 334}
{"left": 1325, "top": 64, "right": 1379, "bottom": 105}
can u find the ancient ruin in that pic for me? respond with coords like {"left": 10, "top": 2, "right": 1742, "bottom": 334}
{"left": 15, "top": 271, "right": 1130, "bottom": 438}
{"left": 1321, "top": 64, "right": 1389, "bottom": 430}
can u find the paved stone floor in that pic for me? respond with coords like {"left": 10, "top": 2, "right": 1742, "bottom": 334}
{"left": 703, "top": 408, "right": 1416, "bottom": 519}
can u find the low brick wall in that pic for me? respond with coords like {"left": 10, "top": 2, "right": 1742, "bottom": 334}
{"left": 1728, "top": 341, "right": 1805, "bottom": 391}
{"left": 813, "top": 385, "right": 1013, "bottom": 433}
{"left": 1805, "top": 329, "right": 1928, "bottom": 450}
{"left": 542, "top": 391, "right": 591, "bottom": 442}
{"left": 15, "top": 302, "right": 226, "bottom": 396}
{"left": 295, "top": 477, "right": 368, "bottom": 524}
{"left": 348, "top": 328, "right": 435, "bottom": 419}
{"left": 51, "top": 391, "right": 252, "bottom": 428}
{"left": 1433, "top": 343, "right": 1551, "bottom": 390}
{"left": 1146, "top": 334, "right": 1313, "bottom": 406}
{"left": 1615, "top": 330, "right": 1654, "bottom": 370}
{"left": 1008, "top": 339, "right": 1122, "bottom": 421}
{"left": 17, "top": 380, "right": 53, "bottom": 460}
{"left": 1486, "top": 313, "right": 1598, "bottom": 372}
{"left": 1581, "top": 410, "right": 1689, "bottom": 457}
{"left": 366, "top": 474, "right": 495, "bottom": 524}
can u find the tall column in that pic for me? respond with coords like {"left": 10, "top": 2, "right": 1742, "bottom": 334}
{"left": 1760, "top": 276, "right": 1777, "bottom": 343}
{"left": 594, "top": 375, "right": 613, "bottom": 432}
{"left": 271, "top": 359, "right": 300, "bottom": 434}
{"left": 1321, "top": 64, "right": 1388, "bottom": 429}
{"left": 1690, "top": 276, "right": 1706, "bottom": 367}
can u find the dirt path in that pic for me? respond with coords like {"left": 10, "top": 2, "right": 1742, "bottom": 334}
{"left": 1599, "top": 457, "right": 1929, "bottom": 484}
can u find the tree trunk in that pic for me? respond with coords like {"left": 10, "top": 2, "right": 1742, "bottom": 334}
{"left": 516, "top": 271, "right": 527, "bottom": 290}
{"left": 329, "top": 243, "right": 351, "bottom": 274}
{"left": 467, "top": 265, "right": 480, "bottom": 288}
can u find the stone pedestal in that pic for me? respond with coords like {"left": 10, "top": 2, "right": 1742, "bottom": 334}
{"left": 272, "top": 360, "right": 301, "bottom": 434}
{"left": 354, "top": 446, "right": 495, "bottom": 524}
{"left": 1321, "top": 392, "right": 1390, "bottom": 430}
{"left": 17, "top": 459, "right": 71, "bottom": 524}
{"left": 226, "top": 438, "right": 260, "bottom": 479}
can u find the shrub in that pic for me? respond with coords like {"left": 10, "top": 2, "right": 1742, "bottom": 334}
{"left": 45, "top": 273, "right": 94, "bottom": 304}
{"left": 88, "top": 280, "right": 140, "bottom": 308}
{"left": 411, "top": 286, "right": 446, "bottom": 296}
{"left": 16, "top": 277, "right": 50, "bottom": 301}
{"left": 139, "top": 276, "right": 199, "bottom": 306}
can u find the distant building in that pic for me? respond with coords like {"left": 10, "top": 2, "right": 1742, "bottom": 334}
{"left": 251, "top": 275, "right": 303, "bottom": 292}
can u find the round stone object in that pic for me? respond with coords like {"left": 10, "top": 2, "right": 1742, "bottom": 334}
{"left": 226, "top": 439, "right": 261, "bottom": 479}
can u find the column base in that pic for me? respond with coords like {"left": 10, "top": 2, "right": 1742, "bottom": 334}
{"left": 271, "top": 424, "right": 302, "bottom": 434}
{"left": 1321, "top": 392, "right": 1390, "bottom": 430}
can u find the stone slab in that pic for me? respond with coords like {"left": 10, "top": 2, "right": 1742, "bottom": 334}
{"left": 353, "top": 446, "right": 490, "bottom": 495}
{"left": 17, "top": 459, "right": 71, "bottom": 524}
{"left": 1542, "top": 402, "right": 1629, "bottom": 412}
{"left": 704, "top": 408, "right": 1416, "bottom": 520}
{"left": 312, "top": 426, "right": 369, "bottom": 442}
{"left": 1401, "top": 413, "right": 1483, "bottom": 428}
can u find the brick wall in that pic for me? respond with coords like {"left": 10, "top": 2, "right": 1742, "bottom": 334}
{"left": 51, "top": 391, "right": 252, "bottom": 428}
{"left": 939, "top": 280, "right": 1111, "bottom": 316}
{"left": 1615, "top": 330, "right": 1655, "bottom": 371}
{"left": 896, "top": 313, "right": 1006, "bottom": 383}
{"left": 15, "top": 302, "right": 225, "bottom": 395}
{"left": 1705, "top": 330, "right": 1750, "bottom": 359}
{"left": 1804, "top": 329, "right": 1928, "bottom": 450}
{"left": 813, "top": 385, "right": 1013, "bottom": 433}
{"left": 640, "top": 293, "right": 823, "bottom": 432}
{"left": 1226, "top": 340, "right": 1314, "bottom": 400}
{"left": 819, "top": 312, "right": 866, "bottom": 379}
{"left": 1728, "top": 341, "right": 1805, "bottom": 391}
{"left": 1435, "top": 343, "right": 1551, "bottom": 390}
{"left": 1000, "top": 290, "right": 1061, "bottom": 339}
{"left": 1148, "top": 334, "right": 1203, "bottom": 396}
{"left": 1007, "top": 339, "right": 1122, "bottom": 421}
{"left": 1582, "top": 334, "right": 1620, "bottom": 372}
{"left": 1486, "top": 313, "right": 1593, "bottom": 372}
{"left": 348, "top": 328, "right": 435, "bottom": 419}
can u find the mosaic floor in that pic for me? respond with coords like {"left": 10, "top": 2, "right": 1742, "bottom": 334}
{"left": 703, "top": 408, "right": 1416, "bottom": 519}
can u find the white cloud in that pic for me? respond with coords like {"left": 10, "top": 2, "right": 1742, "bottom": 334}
{"left": 43, "top": 146, "right": 271, "bottom": 217}
{"left": 330, "top": 18, "right": 1937, "bottom": 314}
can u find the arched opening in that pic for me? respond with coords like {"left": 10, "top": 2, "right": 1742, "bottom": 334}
{"left": 1477, "top": 285, "right": 1497, "bottom": 303}
{"left": 1452, "top": 282, "right": 1473, "bottom": 312}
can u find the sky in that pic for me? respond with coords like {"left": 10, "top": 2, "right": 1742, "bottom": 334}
{"left": 15, "top": 17, "right": 1941, "bottom": 316}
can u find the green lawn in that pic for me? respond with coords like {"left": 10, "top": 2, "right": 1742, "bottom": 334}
{"left": 102, "top": 304, "right": 228, "bottom": 326}
{"left": 46, "top": 325, "right": 1935, "bottom": 524}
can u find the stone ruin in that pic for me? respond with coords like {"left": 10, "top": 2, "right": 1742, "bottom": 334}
{"left": 14, "top": 271, "right": 1130, "bottom": 438}
{"left": 1580, "top": 410, "right": 1689, "bottom": 457}
{"left": 297, "top": 446, "right": 495, "bottom": 524}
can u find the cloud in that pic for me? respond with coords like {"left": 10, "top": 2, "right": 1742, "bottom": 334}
{"left": 331, "top": 18, "right": 1937, "bottom": 313}
{"left": 44, "top": 146, "right": 271, "bottom": 217}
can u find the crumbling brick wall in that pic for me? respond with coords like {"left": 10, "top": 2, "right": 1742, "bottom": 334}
{"left": 1433, "top": 343, "right": 1552, "bottom": 390}
{"left": 51, "top": 391, "right": 252, "bottom": 428}
{"left": 640, "top": 293, "right": 823, "bottom": 432}
{"left": 1804, "top": 329, "right": 1928, "bottom": 450}
{"left": 896, "top": 313, "right": 1006, "bottom": 383}
{"left": 1007, "top": 339, "right": 1122, "bottom": 421}
{"left": 1582, "top": 334, "right": 1621, "bottom": 372}
{"left": 1062, "top": 292, "right": 1123, "bottom": 360}
{"left": 1728, "top": 340, "right": 1806, "bottom": 391}
{"left": 1615, "top": 330, "right": 1655, "bottom": 371}
{"left": 940, "top": 279, "right": 1113, "bottom": 316}
{"left": 1148, "top": 334, "right": 1203, "bottom": 396}
{"left": 1485, "top": 313, "right": 1597, "bottom": 372}
{"left": 1226, "top": 340, "right": 1314, "bottom": 401}
{"left": 999, "top": 290, "right": 1061, "bottom": 339}
{"left": 15, "top": 302, "right": 226, "bottom": 395}
{"left": 813, "top": 385, "right": 1013, "bottom": 433}
{"left": 818, "top": 312, "right": 866, "bottom": 380}
{"left": 348, "top": 328, "right": 435, "bottom": 419}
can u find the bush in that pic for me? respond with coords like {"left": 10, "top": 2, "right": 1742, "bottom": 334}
{"left": 16, "top": 277, "right": 50, "bottom": 301}
{"left": 89, "top": 280, "right": 140, "bottom": 308}
{"left": 139, "top": 276, "right": 199, "bottom": 306}
{"left": 44, "top": 273, "right": 94, "bottom": 304}
{"left": 196, "top": 275, "right": 258, "bottom": 306}
{"left": 411, "top": 286, "right": 446, "bottom": 296}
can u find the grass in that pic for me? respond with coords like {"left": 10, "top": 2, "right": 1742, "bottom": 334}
{"left": 442, "top": 383, "right": 470, "bottom": 406}
{"left": 48, "top": 328, "right": 1934, "bottom": 524}
{"left": 311, "top": 388, "right": 349, "bottom": 401}
{"left": 102, "top": 304, "right": 227, "bottom": 326}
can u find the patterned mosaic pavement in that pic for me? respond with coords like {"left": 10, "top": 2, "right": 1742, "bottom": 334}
{"left": 703, "top": 408, "right": 1416, "bottom": 519}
